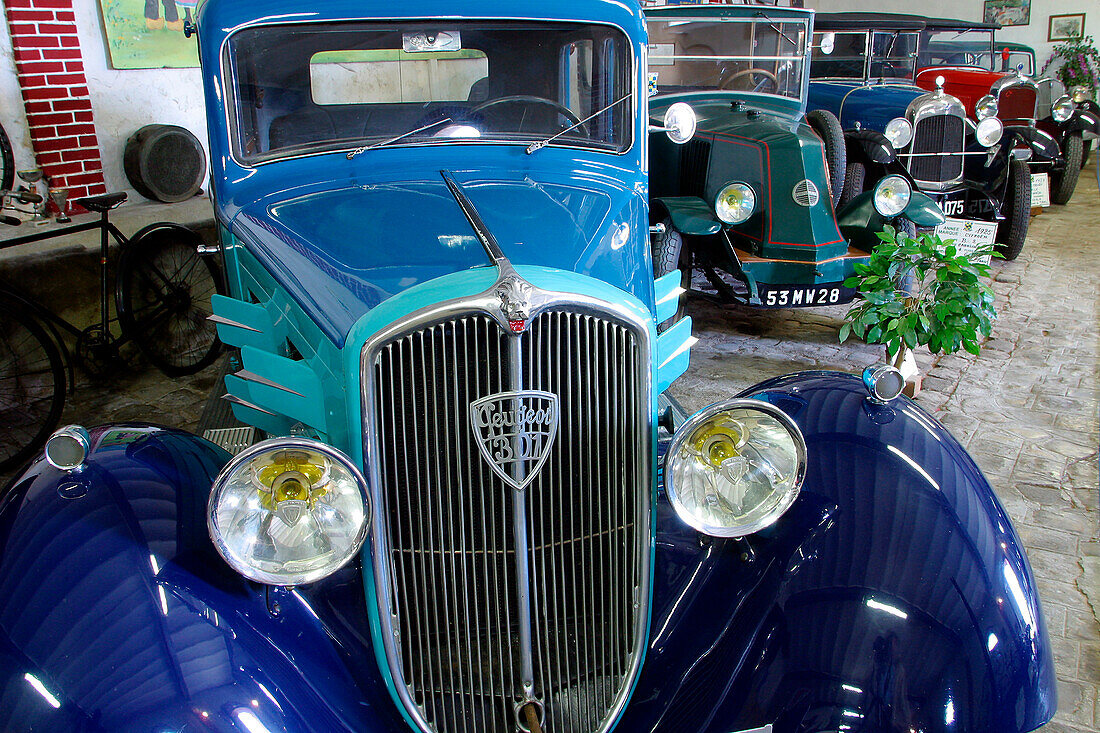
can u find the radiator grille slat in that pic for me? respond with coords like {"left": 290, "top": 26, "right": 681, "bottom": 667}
{"left": 999, "top": 86, "right": 1037, "bottom": 121}
{"left": 909, "top": 113, "right": 965, "bottom": 184}
{"left": 369, "top": 307, "right": 648, "bottom": 733}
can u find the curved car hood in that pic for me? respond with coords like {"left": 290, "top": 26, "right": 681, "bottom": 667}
{"left": 230, "top": 167, "right": 648, "bottom": 346}
{"left": 808, "top": 81, "right": 925, "bottom": 130}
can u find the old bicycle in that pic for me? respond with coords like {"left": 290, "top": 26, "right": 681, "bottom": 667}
{"left": 0, "top": 191, "right": 222, "bottom": 472}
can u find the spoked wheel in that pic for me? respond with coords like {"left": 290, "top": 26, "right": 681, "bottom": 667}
{"left": 0, "top": 300, "right": 65, "bottom": 473}
{"left": 117, "top": 224, "right": 221, "bottom": 377}
{"left": 0, "top": 123, "right": 14, "bottom": 193}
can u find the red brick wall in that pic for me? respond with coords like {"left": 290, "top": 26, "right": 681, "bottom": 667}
{"left": 4, "top": 0, "right": 106, "bottom": 203}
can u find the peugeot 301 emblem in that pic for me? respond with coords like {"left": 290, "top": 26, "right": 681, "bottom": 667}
{"left": 469, "top": 390, "right": 559, "bottom": 490}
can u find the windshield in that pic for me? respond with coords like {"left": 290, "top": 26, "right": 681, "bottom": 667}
{"left": 810, "top": 30, "right": 918, "bottom": 80}
{"left": 977, "top": 49, "right": 1035, "bottom": 75}
{"left": 226, "top": 21, "right": 633, "bottom": 163}
{"left": 917, "top": 29, "right": 995, "bottom": 68}
{"left": 647, "top": 17, "right": 808, "bottom": 101}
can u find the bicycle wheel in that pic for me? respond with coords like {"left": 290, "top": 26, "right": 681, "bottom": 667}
{"left": 116, "top": 223, "right": 221, "bottom": 378}
{"left": 0, "top": 296, "right": 66, "bottom": 473}
{"left": 0, "top": 123, "right": 13, "bottom": 193}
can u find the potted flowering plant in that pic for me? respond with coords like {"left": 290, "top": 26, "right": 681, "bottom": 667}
{"left": 1042, "top": 34, "right": 1100, "bottom": 98}
{"left": 840, "top": 226, "right": 999, "bottom": 391}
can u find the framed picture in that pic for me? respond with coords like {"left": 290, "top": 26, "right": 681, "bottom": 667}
{"left": 97, "top": 0, "right": 199, "bottom": 69}
{"left": 1048, "top": 13, "right": 1086, "bottom": 42}
{"left": 984, "top": 0, "right": 1031, "bottom": 28}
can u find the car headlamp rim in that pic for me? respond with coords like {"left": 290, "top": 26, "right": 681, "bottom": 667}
{"left": 715, "top": 182, "right": 757, "bottom": 224}
{"left": 872, "top": 174, "right": 911, "bottom": 217}
{"left": 975, "top": 116, "right": 1003, "bottom": 147}
{"left": 975, "top": 94, "right": 999, "bottom": 120}
{"left": 1052, "top": 95, "right": 1075, "bottom": 122}
{"left": 663, "top": 398, "right": 807, "bottom": 538}
{"left": 884, "top": 117, "right": 913, "bottom": 149}
{"left": 207, "top": 437, "right": 371, "bottom": 586}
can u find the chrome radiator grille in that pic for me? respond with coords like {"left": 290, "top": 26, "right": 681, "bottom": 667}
{"left": 909, "top": 113, "right": 965, "bottom": 184}
{"left": 366, "top": 307, "right": 649, "bottom": 733}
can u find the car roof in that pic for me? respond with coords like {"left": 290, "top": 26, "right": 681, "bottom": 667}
{"left": 644, "top": 3, "right": 813, "bottom": 20}
{"left": 922, "top": 16, "right": 1001, "bottom": 31}
{"left": 812, "top": 13, "right": 926, "bottom": 32}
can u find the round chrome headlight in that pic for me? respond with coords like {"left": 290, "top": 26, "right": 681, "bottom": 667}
{"left": 1072, "top": 86, "right": 1089, "bottom": 104}
{"left": 1052, "top": 95, "right": 1075, "bottom": 123}
{"left": 873, "top": 175, "right": 911, "bottom": 217}
{"left": 975, "top": 116, "right": 1003, "bottom": 147}
{"left": 975, "top": 94, "right": 999, "bottom": 120}
{"left": 715, "top": 182, "right": 757, "bottom": 224}
{"left": 884, "top": 117, "right": 913, "bottom": 149}
{"left": 208, "top": 438, "right": 370, "bottom": 585}
{"left": 664, "top": 399, "right": 806, "bottom": 538}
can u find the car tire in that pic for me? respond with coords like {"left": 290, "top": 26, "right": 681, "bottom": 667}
{"left": 995, "top": 158, "right": 1030, "bottom": 261}
{"left": 1050, "top": 131, "right": 1083, "bottom": 205}
{"left": 652, "top": 217, "right": 689, "bottom": 332}
{"left": 806, "top": 109, "right": 846, "bottom": 209}
{"left": 839, "top": 159, "right": 866, "bottom": 209}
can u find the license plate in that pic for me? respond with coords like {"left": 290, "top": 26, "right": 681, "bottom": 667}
{"left": 933, "top": 217, "right": 997, "bottom": 265}
{"left": 1031, "top": 172, "right": 1050, "bottom": 208}
{"left": 760, "top": 284, "right": 855, "bottom": 308}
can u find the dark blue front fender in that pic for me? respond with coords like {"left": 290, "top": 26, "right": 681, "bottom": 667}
{"left": 0, "top": 425, "right": 406, "bottom": 732}
{"left": 619, "top": 372, "right": 1056, "bottom": 733}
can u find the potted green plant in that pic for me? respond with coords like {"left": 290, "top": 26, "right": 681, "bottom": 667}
{"left": 1041, "top": 34, "right": 1100, "bottom": 99}
{"left": 840, "top": 225, "right": 999, "bottom": 392}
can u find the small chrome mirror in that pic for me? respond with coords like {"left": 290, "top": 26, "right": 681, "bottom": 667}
{"left": 45, "top": 425, "right": 91, "bottom": 471}
{"left": 863, "top": 364, "right": 905, "bottom": 403}
{"left": 819, "top": 32, "right": 836, "bottom": 55}
{"left": 662, "top": 102, "right": 697, "bottom": 145}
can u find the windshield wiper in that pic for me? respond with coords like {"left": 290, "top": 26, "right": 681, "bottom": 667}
{"left": 346, "top": 117, "right": 453, "bottom": 159}
{"left": 754, "top": 11, "right": 796, "bottom": 48}
{"left": 525, "top": 93, "right": 632, "bottom": 154}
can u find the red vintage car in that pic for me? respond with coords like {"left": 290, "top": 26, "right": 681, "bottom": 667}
{"left": 914, "top": 17, "right": 1085, "bottom": 205}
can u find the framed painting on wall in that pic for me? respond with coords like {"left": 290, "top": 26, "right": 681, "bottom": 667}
{"left": 1048, "top": 13, "right": 1086, "bottom": 42}
{"left": 98, "top": 0, "right": 200, "bottom": 69}
{"left": 984, "top": 0, "right": 1031, "bottom": 28}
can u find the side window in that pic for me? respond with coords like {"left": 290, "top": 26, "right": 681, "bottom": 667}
{"left": 562, "top": 40, "right": 594, "bottom": 120}
{"left": 310, "top": 49, "right": 489, "bottom": 105}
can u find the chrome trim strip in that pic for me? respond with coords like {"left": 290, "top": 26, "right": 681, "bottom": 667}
{"left": 361, "top": 275, "right": 653, "bottom": 733}
{"left": 207, "top": 314, "right": 262, "bottom": 333}
{"left": 234, "top": 369, "right": 306, "bottom": 398}
{"left": 221, "top": 393, "right": 276, "bottom": 416}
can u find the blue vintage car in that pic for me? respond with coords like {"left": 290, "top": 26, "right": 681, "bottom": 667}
{"left": 0, "top": 1, "right": 1057, "bottom": 731}
{"left": 806, "top": 13, "right": 1049, "bottom": 260}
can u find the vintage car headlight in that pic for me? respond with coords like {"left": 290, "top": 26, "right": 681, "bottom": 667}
{"left": 664, "top": 399, "right": 806, "bottom": 537}
{"left": 975, "top": 94, "right": 999, "bottom": 119}
{"left": 975, "top": 116, "right": 1003, "bottom": 147}
{"left": 1072, "top": 86, "right": 1089, "bottom": 104}
{"left": 1052, "top": 95, "right": 1075, "bottom": 122}
{"left": 884, "top": 117, "right": 913, "bottom": 149}
{"left": 208, "top": 438, "right": 370, "bottom": 585}
{"left": 873, "top": 175, "right": 911, "bottom": 217}
{"left": 715, "top": 182, "right": 756, "bottom": 224}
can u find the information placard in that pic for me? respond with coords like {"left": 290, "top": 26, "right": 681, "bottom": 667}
{"left": 934, "top": 217, "right": 997, "bottom": 265}
{"left": 1031, "top": 172, "right": 1050, "bottom": 208}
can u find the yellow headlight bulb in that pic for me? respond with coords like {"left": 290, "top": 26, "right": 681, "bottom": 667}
{"left": 252, "top": 449, "right": 332, "bottom": 527}
{"left": 684, "top": 416, "right": 747, "bottom": 468}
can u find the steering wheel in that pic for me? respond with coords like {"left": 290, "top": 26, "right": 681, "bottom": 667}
{"left": 471, "top": 95, "right": 588, "bottom": 135}
{"left": 719, "top": 68, "right": 779, "bottom": 93}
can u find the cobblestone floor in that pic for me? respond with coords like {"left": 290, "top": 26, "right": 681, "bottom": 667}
{"left": 6, "top": 166, "right": 1097, "bottom": 731}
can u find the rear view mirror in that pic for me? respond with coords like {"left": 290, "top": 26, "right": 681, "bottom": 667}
{"left": 819, "top": 32, "right": 835, "bottom": 55}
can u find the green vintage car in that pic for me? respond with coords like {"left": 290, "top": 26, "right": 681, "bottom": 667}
{"left": 645, "top": 4, "right": 944, "bottom": 315}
